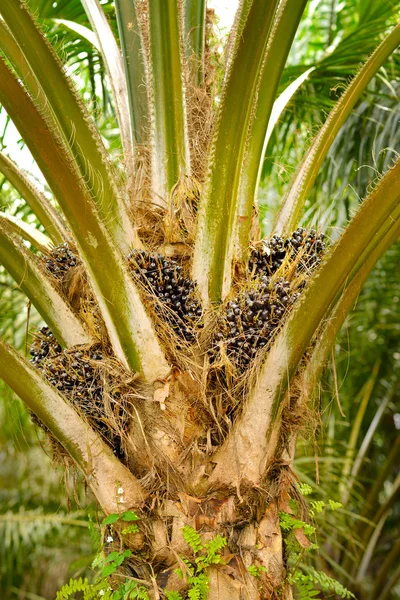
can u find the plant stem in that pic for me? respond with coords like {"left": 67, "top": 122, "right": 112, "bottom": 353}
{"left": 80, "top": 0, "right": 135, "bottom": 177}
{"left": 184, "top": 0, "right": 206, "bottom": 86}
{"left": 148, "top": 0, "right": 191, "bottom": 202}
{"left": 193, "top": 0, "right": 279, "bottom": 305}
{"left": 0, "top": 338, "right": 146, "bottom": 514}
{"left": 235, "top": 0, "right": 308, "bottom": 262}
{"left": 0, "top": 150, "right": 68, "bottom": 246}
{"left": 0, "top": 55, "right": 170, "bottom": 381}
{"left": 0, "top": 221, "right": 91, "bottom": 347}
{"left": 114, "top": 0, "right": 150, "bottom": 145}
{"left": 0, "top": 0, "right": 136, "bottom": 250}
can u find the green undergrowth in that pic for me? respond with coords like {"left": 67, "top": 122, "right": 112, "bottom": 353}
{"left": 280, "top": 483, "right": 356, "bottom": 600}
{"left": 55, "top": 482, "right": 356, "bottom": 600}
{"left": 164, "top": 526, "right": 227, "bottom": 600}
{"left": 55, "top": 514, "right": 227, "bottom": 600}
{"left": 56, "top": 507, "right": 146, "bottom": 600}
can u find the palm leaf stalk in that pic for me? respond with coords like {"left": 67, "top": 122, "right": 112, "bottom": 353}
{"left": 0, "top": 220, "right": 90, "bottom": 347}
{"left": 0, "top": 212, "right": 52, "bottom": 253}
{"left": 0, "top": 1, "right": 399, "bottom": 598}
{"left": 0, "top": 18, "right": 43, "bottom": 105}
{"left": 0, "top": 0, "right": 136, "bottom": 250}
{"left": 261, "top": 26, "right": 400, "bottom": 235}
{"left": 0, "top": 513, "right": 89, "bottom": 528}
{"left": 0, "top": 54, "right": 169, "bottom": 381}
{"left": 300, "top": 236, "right": 400, "bottom": 410}
{"left": 343, "top": 435, "right": 400, "bottom": 573}
{"left": 286, "top": 225, "right": 400, "bottom": 507}
{"left": 371, "top": 536, "right": 400, "bottom": 600}
{"left": 234, "top": 0, "right": 309, "bottom": 262}
{"left": 0, "top": 150, "right": 68, "bottom": 245}
{"left": 355, "top": 472, "right": 400, "bottom": 583}
{"left": 114, "top": 0, "right": 150, "bottom": 146}
{"left": 377, "top": 564, "right": 400, "bottom": 600}
{"left": 147, "top": 0, "right": 191, "bottom": 202}
{"left": 184, "top": 0, "right": 207, "bottom": 85}
{"left": 360, "top": 424, "right": 400, "bottom": 516}
{"left": 0, "top": 337, "right": 145, "bottom": 515}
{"left": 192, "top": 0, "right": 279, "bottom": 304}
{"left": 339, "top": 359, "right": 381, "bottom": 502}
{"left": 345, "top": 392, "right": 396, "bottom": 504}
{"left": 79, "top": 0, "right": 134, "bottom": 177}
{"left": 52, "top": 18, "right": 100, "bottom": 49}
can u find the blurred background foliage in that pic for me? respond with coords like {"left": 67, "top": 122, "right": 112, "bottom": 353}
{"left": 0, "top": 0, "right": 399, "bottom": 598}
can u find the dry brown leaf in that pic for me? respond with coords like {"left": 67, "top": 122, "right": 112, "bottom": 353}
{"left": 294, "top": 528, "right": 312, "bottom": 549}
{"left": 153, "top": 381, "right": 171, "bottom": 410}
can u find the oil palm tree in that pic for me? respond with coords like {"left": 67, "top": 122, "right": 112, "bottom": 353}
{"left": 0, "top": 0, "right": 399, "bottom": 598}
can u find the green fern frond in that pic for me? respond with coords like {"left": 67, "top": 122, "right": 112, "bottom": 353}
{"left": 56, "top": 577, "right": 90, "bottom": 599}
{"left": 298, "top": 483, "right": 313, "bottom": 496}
{"left": 188, "top": 588, "right": 201, "bottom": 600}
{"left": 204, "top": 534, "right": 227, "bottom": 557}
{"left": 297, "top": 578, "right": 320, "bottom": 600}
{"left": 187, "top": 572, "right": 209, "bottom": 600}
{"left": 307, "top": 567, "right": 355, "bottom": 598}
{"left": 182, "top": 526, "right": 203, "bottom": 554}
{"left": 279, "top": 512, "right": 316, "bottom": 536}
{"left": 328, "top": 500, "right": 343, "bottom": 511}
{"left": 309, "top": 500, "right": 325, "bottom": 516}
{"left": 123, "top": 583, "right": 149, "bottom": 600}
{"left": 83, "top": 582, "right": 111, "bottom": 600}
{"left": 291, "top": 567, "right": 355, "bottom": 600}
{"left": 175, "top": 556, "right": 195, "bottom": 579}
{"left": 165, "top": 592, "right": 183, "bottom": 600}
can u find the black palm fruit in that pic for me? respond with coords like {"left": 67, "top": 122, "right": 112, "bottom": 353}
{"left": 211, "top": 276, "right": 300, "bottom": 371}
{"left": 285, "top": 227, "right": 326, "bottom": 271}
{"left": 43, "top": 242, "right": 78, "bottom": 279}
{"left": 30, "top": 327, "right": 129, "bottom": 458}
{"left": 127, "top": 250, "right": 202, "bottom": 342}
{"left": 249, "top": 228, "right": 326, "bottom": 278}
{"left": 42, "top": 244, "right": 202, "bottom": 343}
{"left": 248, "top": 234, "right": 287, "bottom": 276}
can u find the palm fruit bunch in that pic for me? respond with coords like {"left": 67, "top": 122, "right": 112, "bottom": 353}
{"left": 42, "top": 242, "right": 78, "bottom": 279}
{"left": 41, "top": 244, "right": 203, "bottom": 343}
{"left": 249, "top": 227, "right": 326, "bottom": 278}
{"left": 127, "top": 250, "right": 202, "bottom": 342}
{"left": 248, "top": 234, "right": 287, "bottom": 276}
{"left": 286, "top": 227, "right": 326, "bottom": 271}
{"left": 30, "top": 327, "right": 129, "bottom": 458}
{"left": 211, "top": 276, "right": 300, "bottom": 371}
{"left": 29, "top": 325, "right": 62, "bottom": 361}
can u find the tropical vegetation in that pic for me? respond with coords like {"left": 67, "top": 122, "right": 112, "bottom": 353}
{"left": 0, "top": 0, "right": 399, "bottom": 598}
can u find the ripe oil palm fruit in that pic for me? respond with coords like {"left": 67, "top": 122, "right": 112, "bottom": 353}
{"left": 0, "top": 1, "right": 399, "bottom": 598}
